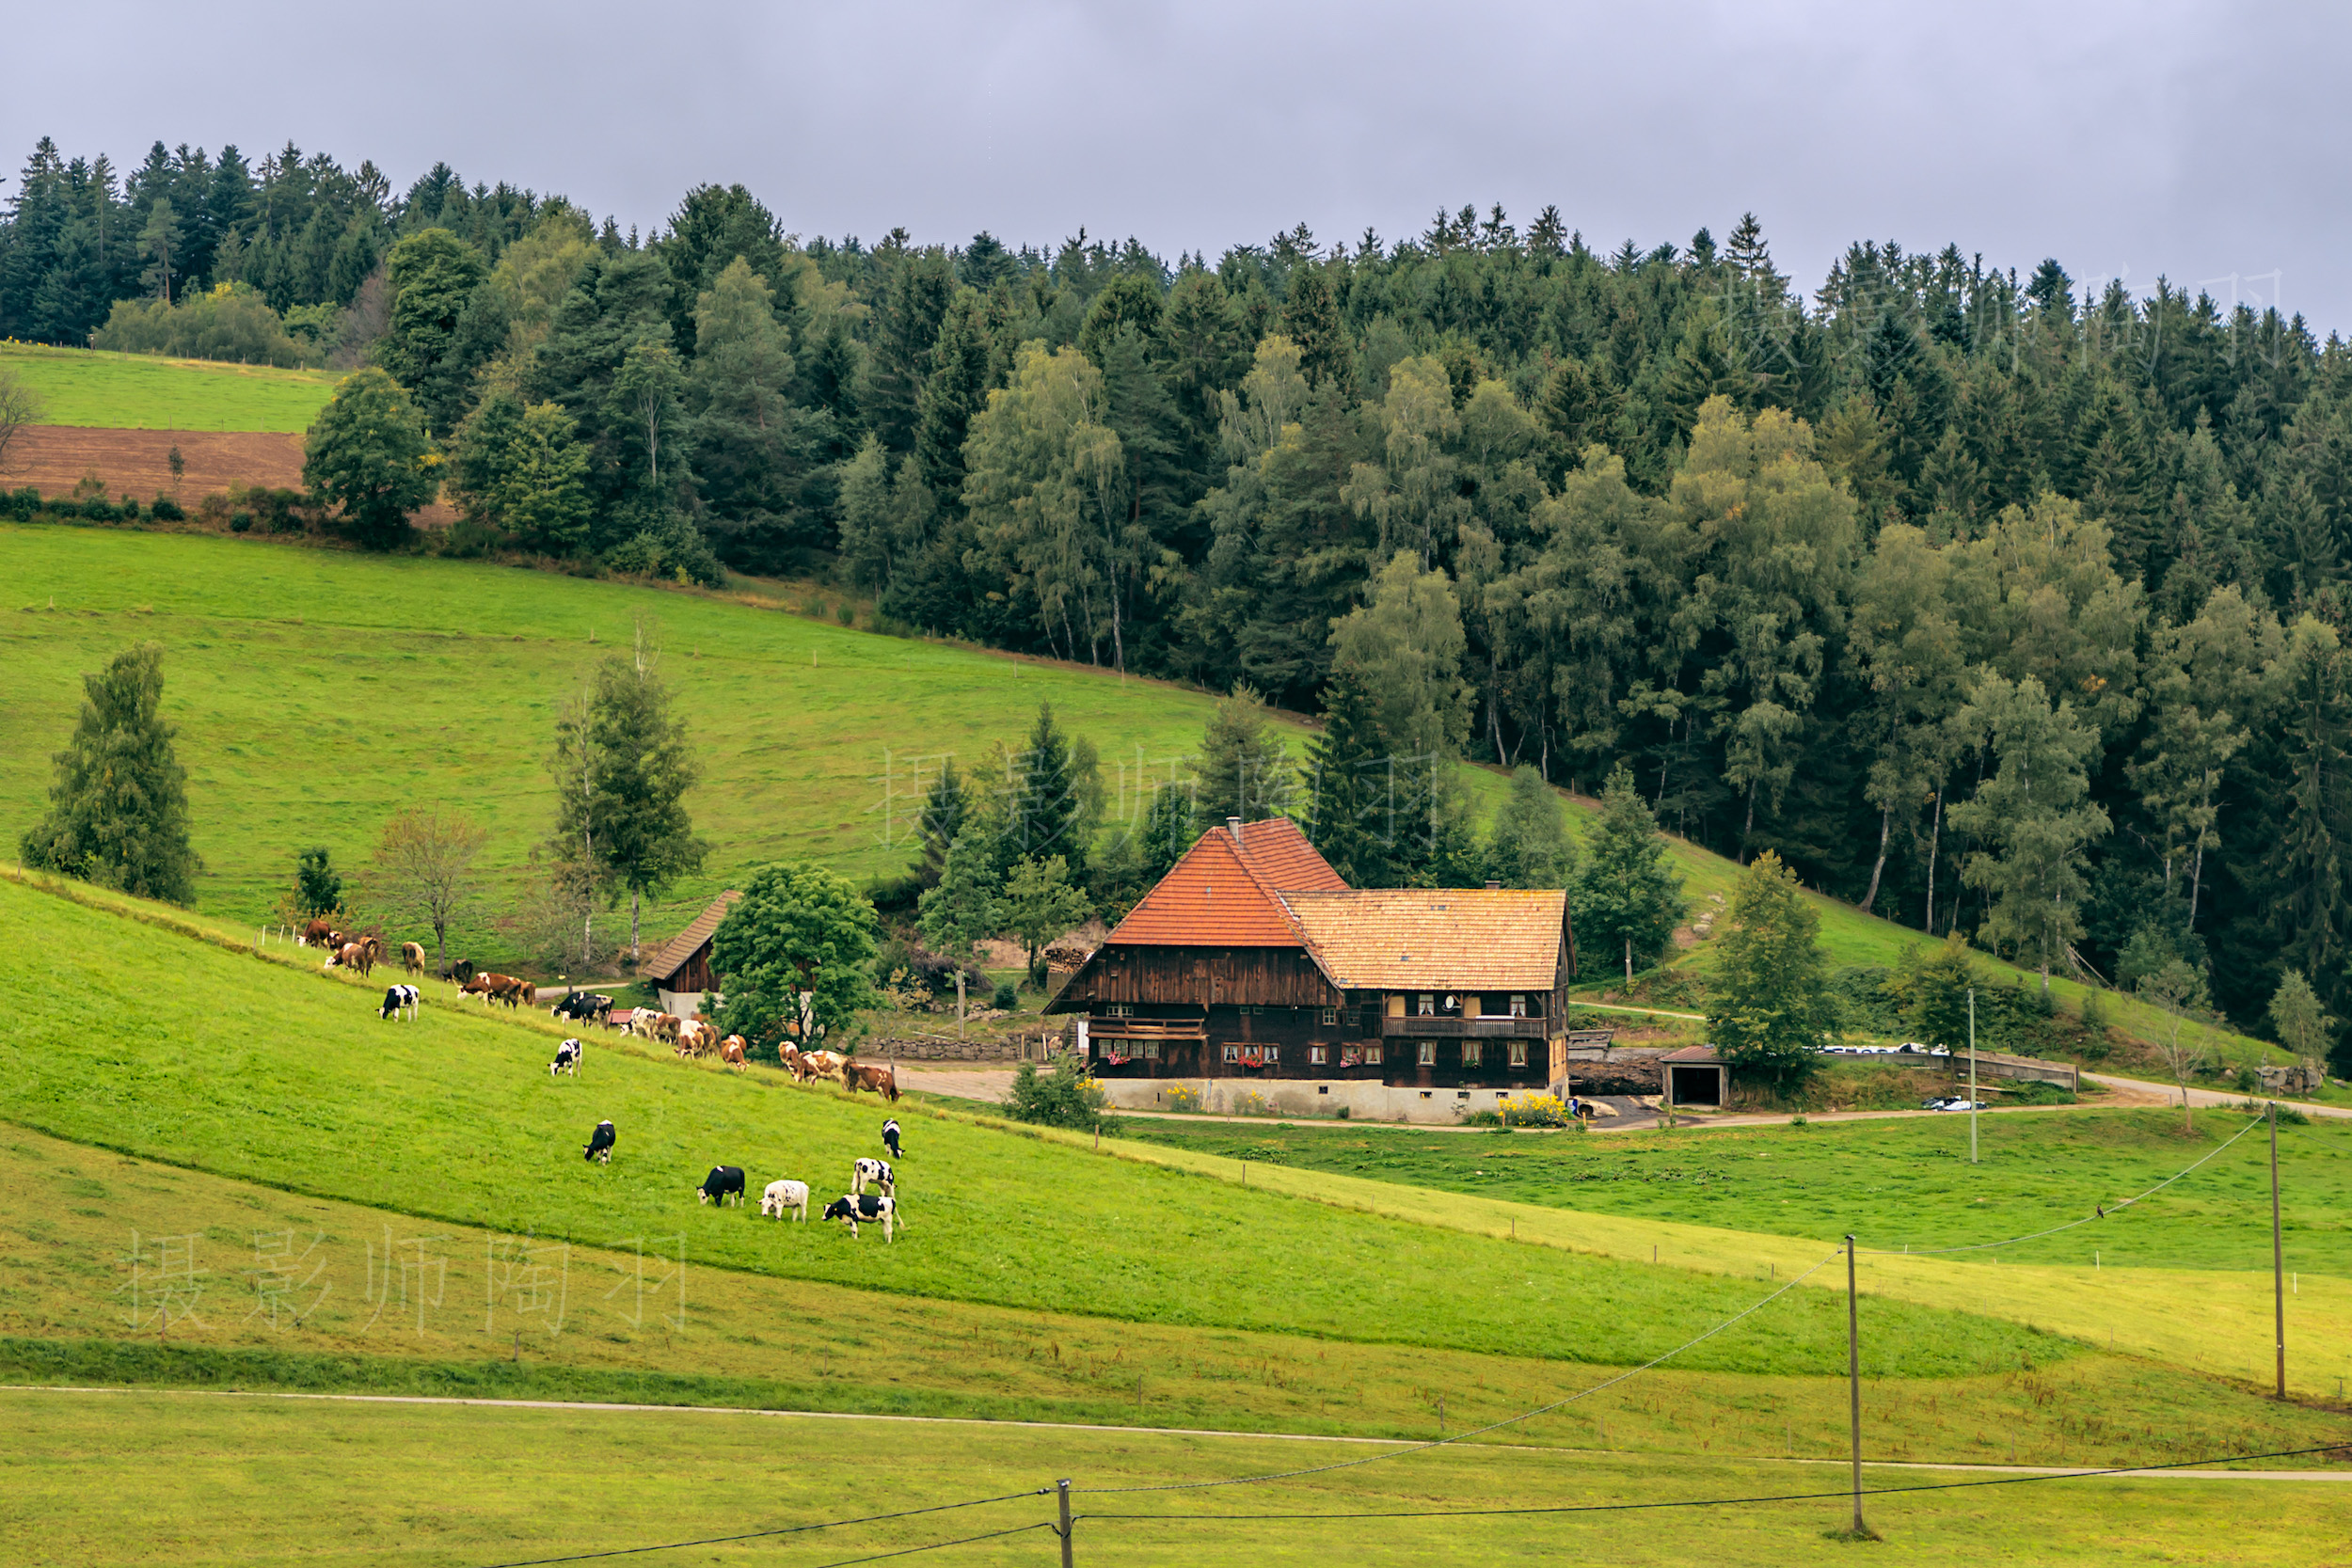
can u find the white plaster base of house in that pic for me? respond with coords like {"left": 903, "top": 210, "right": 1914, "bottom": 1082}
{"left": 658, "top": 990, "right": 722, "bottom": 1020}
{"left": 1097, "top": 1077, "right": 1550, "bottom": 1124}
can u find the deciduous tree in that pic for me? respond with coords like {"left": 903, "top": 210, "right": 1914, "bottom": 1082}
{"left": 710, "top": 862, "right": 879, "bottom": 1048}
{"left": 302, "top": 367, "right": 435, "bottom": 549}
{"left": 363, "top": 805, "right": 488, "bottom": 972}
{"left": 1708, "top": 850, "right": 1834, "bottom": 1087}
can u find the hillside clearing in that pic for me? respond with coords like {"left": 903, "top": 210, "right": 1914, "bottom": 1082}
{"left": 0, "top": 342, "right": 339, "bottom": 433}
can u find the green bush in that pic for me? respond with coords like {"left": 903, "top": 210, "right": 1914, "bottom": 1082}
{"left": 4, "top": 487, "right": 40, "bottom": 521}
{"left": 1004, "top": 1055, "right": 1111, "bottom": 1132}
{"left": 229, "top": 512, "right": 253, "bottom": 534}
{"left": 992, "top": 980, "right": 1017, "bottom": 1010}
{"left": 150, "top": 496, "right": 184, "bottom": 522}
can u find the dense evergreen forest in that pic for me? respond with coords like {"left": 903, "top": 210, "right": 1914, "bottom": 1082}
{"left": 8, "top": 135, "right": 2352, "bottom": 1063}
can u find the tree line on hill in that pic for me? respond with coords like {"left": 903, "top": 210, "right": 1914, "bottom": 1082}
{"left": 13, "top": 134, "right": 2352, "bottom": 1064}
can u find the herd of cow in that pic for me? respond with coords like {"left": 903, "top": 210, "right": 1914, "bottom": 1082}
{"left": 310, "top": 916, "right": 915, "bottom": 1243}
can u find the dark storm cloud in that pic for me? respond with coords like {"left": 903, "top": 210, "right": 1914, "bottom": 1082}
{"left": 9, "top": 0, "right": 2347, "bottom": 326}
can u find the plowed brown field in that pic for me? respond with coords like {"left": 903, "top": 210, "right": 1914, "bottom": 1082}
{"left": 2, "top": 425, "right": 452, "bottom": 525}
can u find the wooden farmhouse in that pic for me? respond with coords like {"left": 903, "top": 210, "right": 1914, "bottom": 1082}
{"left": 637, "top": 889, "right": 740, "bottom": 1017}
{"left": 1046, "top": 817, "right": 1579, "bottom": 1121}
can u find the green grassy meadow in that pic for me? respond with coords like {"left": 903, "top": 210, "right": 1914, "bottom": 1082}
{"left": 0, "top": 341, "right": 340, "bottom": 432}
{"left": 0, "top": 873, "right": 2056, "bottom": 1379}
{"left": 7, "top": 1391, "right": 2346, "bottom": 1568}
{"left": 1121, "top": 1111, "right": 2352, "bottom": 1272}
{"left": 0, "top": 521, "right": 2302, "bottom": 1072}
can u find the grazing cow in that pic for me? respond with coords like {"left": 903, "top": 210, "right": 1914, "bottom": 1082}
{"left": 780, "top": 1043, "right": 810, "bottom": 1081}
{"left": 852, "top": 1157, "right": 895, "bottom": 1197}
{"left": 720, "top": 1036, "right": 747, "bottom": 1070}
{"left": 696, "top": 1165, "right": 747, "bottom": 1206}
{"left": 822, "top": 1194, "right": 897, "bottom": 1242}
{"left": 583, "top": 1120, "right": 616, "bottom": 1164}
{"left": 460, "top": 974, "right": 497, "bottom": 1002}
{"left": 550, "top": 991, "right": 613, "bottom": 1026}
{"left": 844, "top": 1061, "right": 900, "bottom": 1102}
{"left": 800, "top": 1049, "right": 846, "bottom": 1084}
{"left": 470, "top": 973, "right": 530, "bottom": 1009}
{"left": 550, "top": 1038, "right": 582, "bottom": 1076}
{"left": 333, "top": 941, "right": 376, "bottom": 979}
{"left": 675, "top": 1019, "right": 718, "bottom": 1058}
{"left": 401, "top": 942, "right": 425, "bottom": 976}
{"left": 648, "top": 1012, "right": 684, "bottom": 1048}
{"left": 440, "top": 958, "right": 475, "bottom": 985}
{"left": 298, "top": 918, "right": 341, "bottom": 949}
{"left": 378, "top": 984, "right": 421, "bottom": 1021}
{"left": 881, "top": 1119, "right": 902, "bottom": 1160}
{"left": 759, "top": 1179, "right": 809, "bottom": 1221}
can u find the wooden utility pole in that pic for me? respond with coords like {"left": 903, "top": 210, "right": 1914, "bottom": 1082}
{"left": 1967, "top": 989, "right": 1979, "bottom": 1165}
{"left": 1847, "top": 1233, "right": 1866, "bottom": 1538}
{"left": 2271, "top": 1101, "right": 2286, "bottom": 1400}
{"left": 1057, "top": 1478, "right": 1073, "bottom": 1567}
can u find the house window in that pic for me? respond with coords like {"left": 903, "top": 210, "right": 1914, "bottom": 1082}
{"left": 1142, "top": 1039, "right": 1161, "bottom": 1060}
{"left": 1509, "top": 1040, "right": 1528, "bottom": 1069}
{"left": 1365, "top": 1043, "right": 1383, "bottom": 1065}
{"left": 1311, "top": 1045, "right": 1327, "bottom": 1066}
{"left": 1263, "top": 1044, "right": 1279, "bottom": 1064}
{"left": 1222, "top": 1044, "right": 1241, "bottom": 1063}
{"left": 1320, "top": 1007, "right": 1339, "bottom": 1026}
{"left": 1417, "top": 1041, "right": 1436, "bottom": 1066}
{"left": 1418, "top": 994, "right": 1436, "bottom": 1016}
{"left": 1462, "top": 1040, "right": 1484, "bottom": 1068}
{"left": 1510, "top": 994, "right": 1528, "bottom": 1018}
{"left": 1105, "top": 1003, "right": 1134, "bottom": 1019}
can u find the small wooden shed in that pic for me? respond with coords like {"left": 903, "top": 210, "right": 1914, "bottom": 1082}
{"left": 638, "top": 890, "right": 741, "bottom": 1014}
{"left": 1661, "top": 1044, "right": 1729, "bottom": 1107}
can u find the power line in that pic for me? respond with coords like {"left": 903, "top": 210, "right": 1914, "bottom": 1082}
{"left": 1076, "top": 1441, "right": 2352, "bottom": 1524}
{"left": 802, "top": 1521, "right": 1059, "bottom": 1567}
{"left": 1076, "top": 1248, "right": 1845, "bottom": 1495}
{"left": 1861, "top": 1113, "right": 2268, "bottom": 1257}
{"left": 464, "top": 1489, "right": 1052, "bottom": 1568}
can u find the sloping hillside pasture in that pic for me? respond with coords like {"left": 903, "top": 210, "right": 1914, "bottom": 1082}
{"left": 0, "top": 341, "right": 339, "bottom": 431}
{"left": 0, "top": 874, "right": 2048, "bottom": 1380}
{"left": 11, "top": 1393, "right": 2348, "bottom": 1568}
{"left": 12, "top": 1123, "right": 2332, "bottom": 1468}
{"left": 1121, "top": 1112, "right": 2352, "bottom": 1272}
{"left": 0, "top": 524, "right": 2297, "bottom": 1069}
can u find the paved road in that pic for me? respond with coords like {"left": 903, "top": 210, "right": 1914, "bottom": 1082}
{"left": 8, "top": 1386, "right": 2344, "bottom": 1480}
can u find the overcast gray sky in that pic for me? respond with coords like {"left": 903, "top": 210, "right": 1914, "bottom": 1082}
{"left": 11, "top": 1, "right": 2347, "bottom": 330}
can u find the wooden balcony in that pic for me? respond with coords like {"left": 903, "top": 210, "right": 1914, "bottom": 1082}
{"left": 1381, "top": 1014, "right": 1549, "bottom": 1039}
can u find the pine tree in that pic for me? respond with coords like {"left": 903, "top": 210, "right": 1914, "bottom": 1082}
{"left": 1305, "top": 665, "right": 1395, "bottom": 886}
{"left": 19, "top": 643, "right": 200, "bottom": 905}
{"left": 1485, "top": 764, "right": 1575, "bottom": 888}
{"left": 1279, "top": 264, "right": 1350, "bottom": 391}
{"left": 294, "top": 847, "right": 342, "bottom": 919}
{"left": 917, "top": 834, "right": 1000, "bottom": 958}
{"left": 1567, "top": 764, "right": 1683, "bottom": 984}
{"left": 580, "top": 634, "right": 710, "bottom": 961}
{"left": 1193, "top": 686, "right": 1295, "bottom": 831}
{"left": 912, "top": 758, "right": 969, "bottom": 889}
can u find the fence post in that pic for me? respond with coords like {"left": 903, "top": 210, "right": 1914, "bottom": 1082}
{"left": 1057, "top": 1477, "right": 1073, "bottom": 1567}
{"left": 1847, "top": 1233, "right": 1866, "bottom": 1538}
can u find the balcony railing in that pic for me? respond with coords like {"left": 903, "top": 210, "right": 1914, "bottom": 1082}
{"left": 1381, "top": 1014, "right": 1548, "bottom": 1039}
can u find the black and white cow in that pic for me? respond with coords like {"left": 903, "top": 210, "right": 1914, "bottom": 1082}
{"left": 583, "top": 1120, "right": 616, "bottom": 1164}
{"left": 550, "top": 1038, "right": 582, "bottom": 1076}
{"left": 852, "top": 1157, "right": 894, "bottom": 1197}
{"left": 697, "top": 1164, "right": 747, "bottom": 1206}
{"left": 550, "top": 990, "right": 613, "bottom": 1025}
{"left": 759, "top": 1179, "right": 810, "bottom": 1221}
{"left": 378, "top": 984, "right": 421, "bottom": 1021}
{"left": 881, "top": 1118, "right": 902, "bottom": 1160}
{"left": 822, "top": 1193, "right": 897, "bottom": 1241}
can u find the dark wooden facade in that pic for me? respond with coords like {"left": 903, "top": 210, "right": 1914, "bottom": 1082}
{"left": 1058, "top": 945, "right": 1343, "bottom": 1010}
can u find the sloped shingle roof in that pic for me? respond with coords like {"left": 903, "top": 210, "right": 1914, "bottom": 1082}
{"left": 1279, "top": 889, "right": 1567, "bottom": 991}
{"left": 637, "top": 890, "right": 742, "bottom": 982}
{"left": 1100, "top": 817, "right": 1345, "bottom": 947}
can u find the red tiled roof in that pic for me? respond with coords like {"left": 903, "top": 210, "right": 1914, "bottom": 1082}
{"left": 1230, "top": 816, "right": 1347, "bottom": 893}
{"left": 637, "top": 890, "right": 742, "bottom": 982}
{"left": 1104, "top": 831, "right": 1308, "bottom": 946}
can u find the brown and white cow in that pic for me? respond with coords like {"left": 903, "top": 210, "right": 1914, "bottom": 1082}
{"left": 675, "top": 1019, "right": 719, "bottom": 1059}
{"left": 401, "top": 942, "right": 425, "bottom": 976}
{"left": 298, "top": 918, "right": 342, "bottom": 949}
{"left": 328, "top": 939, "right": 378, "bottom": 979}
{"left": 719, "top": 1035, "right": 748, "bottom": 1071}
{"left": 799, "top": 1049, "right": 847, "bottom": 1085}
{"left": 843, "top": 1061, "right": 899, "bottom": 1102}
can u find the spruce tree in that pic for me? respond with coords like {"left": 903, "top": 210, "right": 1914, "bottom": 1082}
{"left": 579, "top": 636, "right": 709, "bottom": 962}
{"left": 1486, "top": 765, "right": 1575, "bottom": 888}
{"left": 912, "top": 758, "right": 969, "bottom": 888}
{"left": 1568, "top": 764, "right": 1683, "bottom": 983}
{"left": 1304, "top": 665, "right": 1394, "bottom": 886}
{"left": 1279, "top": 264, "right": 1350, "bottom": 391}
{"left": 1193, "top": 685, "right": 1295, "bottom": 832}
{"left": 20, "top": 643, "right": 200, "bottom": 905}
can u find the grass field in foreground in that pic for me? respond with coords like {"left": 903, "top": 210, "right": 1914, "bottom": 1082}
{"left": 1120, "top": 1110, "right": 2352, "bottom": 1272}
{"left": 13, "top": 1123, "right": 2332, "bottom": 1468}
{"left": 0, "top": 875, "right": 2058, "bottom": 1378}
{"left": 7, "top": 1392, "right": 2347, "bottom": 1568}
{"left": 0, "top": 341, "right": 339, "bottom": 432}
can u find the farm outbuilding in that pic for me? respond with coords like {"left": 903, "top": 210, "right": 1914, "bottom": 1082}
{"left": 1660, "top": 1045, "right": 1728, "bottom": 1107}
{"left": 638, "top": 890, "right": 741, "bottom": 1017}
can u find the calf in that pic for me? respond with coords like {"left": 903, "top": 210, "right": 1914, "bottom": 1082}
{"left": 378, "top": 984, "right": 421, "bottom": 1021}
{"left": 333, "top": 941, "right": 376, "bottom": 979}
{"left": 583, "top": 1120, "right": 616, "bottom": 1164}
{"left": 822, "top": 1194, "right": 897, "bottom": 1242}
{"left": 881, "top": 1118, "right": 902, "bottom": 1160}
{"left": 401, "top": 942, "right": 425, "bottom": 976}
{"left": 759, "top": 1179, "right": 809, "bottom": 1221}
{"left": 550, "top": 1038, "right": 582, "bottom": 1076}
{"left": 852, "top": 1157, "right": 894, "bottom": 1197}
{"left": 696, "top": 1164, "right": 746, "bottom": 1206}
{"left": 844, "top": 1061, "right": 899, "bottom": 1101}
{"left": 720, "top": 1035, "right": 747, "bottom": 1071}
